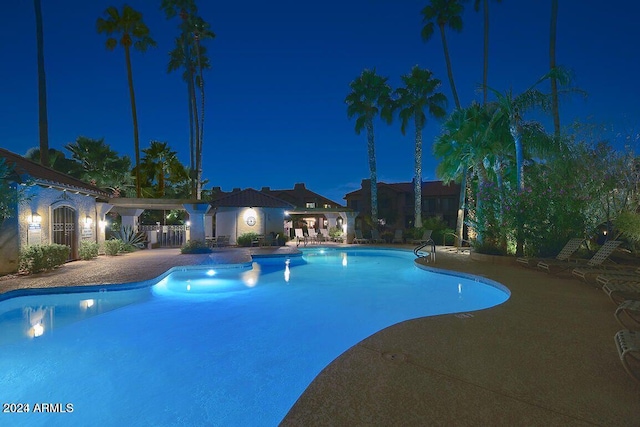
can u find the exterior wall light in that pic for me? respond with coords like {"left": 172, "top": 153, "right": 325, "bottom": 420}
{"left": 30, "top": 213, "right": 42, "bottom": 224}
{"left": 99, "top": 220, "right": 107, "bottom": 229}
{"left": 85, "top": 216, "right": 93, "bottom": 226}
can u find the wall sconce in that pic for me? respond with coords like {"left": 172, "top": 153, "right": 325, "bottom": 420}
{"left": 29, "top": 213, "right": 42, "bottom": 224}
{"left": 185, "top": 221, "right": 191, "bottom": 229}
{"left": 243, "top": 207, "right": 257, "bottom": 226}
{"left": 85, "top": 216, "right": 93, "bottom": 226}
{"left": 99, "top": 220, "right": 107, "bottom": 229}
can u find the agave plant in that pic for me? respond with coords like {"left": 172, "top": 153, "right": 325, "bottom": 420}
{"left": 113, "top": 225, "right": 147, "bottom": 250}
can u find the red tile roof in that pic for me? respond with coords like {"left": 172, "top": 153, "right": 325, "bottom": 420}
{"left": 0, "top": 148, "right": 110, "bottom": 198}
{"left": 210, "top": 188, "right": 294, "bottom": 208}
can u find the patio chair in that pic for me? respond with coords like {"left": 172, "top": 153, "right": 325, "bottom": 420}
{"left": 353, "top": 230, "right": 370, "bottom": 244}
{"left": 516, "top": 238, "right": 584, "bottom": 268}
{"left": 392, "top": 229, "right": 404, "bottom": 244}
{"left": 294, "top": 228, "right": 307, "bottom": 247}
{"left": 614, "top": 329, "right": 640, "bottom": 382}
{"left": 410, "top": 230, "right": 433, "bottom": 245}
{"left": 614, "top": 300, "right": 640, "bottom": 330}
{"left": 307, "top": 228, "right": 319, "bottom": 244}
{"left": 537, "top": 240, "right": 621, "bottom": 274}
{"left": 370, "top": 229, "right": 385, "bottom": 243}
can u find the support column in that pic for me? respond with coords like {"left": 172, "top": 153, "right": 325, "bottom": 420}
{"left": 183, "top": 203, "right": 211, "bottom": 243}
{"left": 95, "top": 202, "right": 113, "bottom": 251}
{"left": 115, "top": 208, "right": 145, "bottom": 232}
{"left": 340, "top": 211, "right": 359, "bottom": 244}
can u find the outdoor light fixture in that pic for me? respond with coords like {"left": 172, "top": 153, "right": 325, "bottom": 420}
{"left": 85, "top": 216, "right": 93, "bottom": 226}
{"left": 243, "top": 207, "right": 257, "bottom": 226}
{"left": 29, "top": 213, "right": 42, "bottom": 224}
{"left": 99, "top": 220, "right": 107, "bottom": 229}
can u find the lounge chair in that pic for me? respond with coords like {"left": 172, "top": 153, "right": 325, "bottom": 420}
{"left": 570, "top": 240, "right": 626, "bottom": 280}
{"left": 392, "top": 229, "right": 404, "bottom": 244}
{"left": 614, "top": 300, "right": 640, "bottom": 330}
{"left": 353, "top": 230, "right": 370, "bottom": 244}
{"left": 614, "top": 329, "right": 640, "bottom": 382}
{"left": 307, "top": 229, "right": 319, "bottom": 243}
{"left": 537, "top": 240, "right": 621, "bottom": 274}
{"left": 602, "top": 281, "right": 640, "bottom": 305}
{"left": 370, "top": 230, "right": 385, "bottom": 243}
{"left": 516, "top": 238, "right": 584, "bottom": 268}
{"left": 215, "top": 235, "right": 230, "bottom": 247}
{"left": 294, "top": 228, "right": 307, "bottom": 247}
{"left": 319, "top": 228, "right": 330, "bottom": 242}
{"left": 597, "top": 267, "right": 640, "bottom": 288}
{"left": 410, "top": 230, "right": 433, "bottom": 245}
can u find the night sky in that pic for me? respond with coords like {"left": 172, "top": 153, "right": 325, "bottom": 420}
{"left": 1, "top": 1, "right": 638, "bottom": 204}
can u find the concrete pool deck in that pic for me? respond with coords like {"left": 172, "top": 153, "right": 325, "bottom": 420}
{"left": 1, "top": 245, "right": 638, "bottom": 425}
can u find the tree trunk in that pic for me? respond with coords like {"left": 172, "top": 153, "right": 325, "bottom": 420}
{"left": 439, "top": 24, "right": 465, "bottom": 245}
{"left": 366, "top": 118, "right": 378, "bottom": 225}
{"left": 550, "top": 0, "right": 560, "bottom": 138}
{"left": 414, "top": 114, "right": 423, "bottom": 228}
{"left": 482, "top": 0, "right": 489, "bottom": 105}
{"left": 34, "top": 0, "right": 49, "bottom": 166}
{"left": 124, "top": 45, "right": 141, "bottom": 198}
{"left": 439, "top": 24, "right": 461, "bottom": 109}
{"left": 194, "top": 38, "right": 206, "bottom": 201}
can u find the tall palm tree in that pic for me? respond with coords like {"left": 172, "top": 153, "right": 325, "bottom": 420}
{"left": 161, "top": 0, "right": 200, "bottom": 198}
{"left": 345, "top": 69, "right": 393, "bottom": 225}
{"left": 550, "top": 0, "right": 560, "bottom": 138}
{"left": 395, "top": 66, "right": 447, "bottom": 228}
{"left": 34, "top": 0, "right": 49, "bottom": 166}
{"left": 474, "top": 0, "right": 502, "bottom": 105}
{"left": 97, "top": 5, "right": 156, "bottom": 198}
{"left": 421, "top": 0, "right": 468, "bottom": 245}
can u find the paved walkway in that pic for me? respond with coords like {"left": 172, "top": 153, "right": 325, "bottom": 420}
{"left": 1, "top": 245, "right": 638, "bottom": 425}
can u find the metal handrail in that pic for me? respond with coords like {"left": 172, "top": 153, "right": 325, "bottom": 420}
{"left": 414, "top": 239, "right": 436, "bottom": 262}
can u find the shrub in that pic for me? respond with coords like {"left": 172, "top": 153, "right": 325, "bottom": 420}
{"left": 237, "top": 232, "right": 260, "bottom": 247}
{"left": 328, "top": 226, "right": 343, "bottom": 238}
{"left": 381, "top": 231, "right": 394, "bottom": 243}
{"left": 181, "top": 240, "right": 212, "bottom": 254}
{"left": 104, "top": 239, "right": 122, "bottom": 256}
{"left": 79, "top": 240, "right": 99, "bottom": 260}
{"left": 19, "top": 244, "right": 70, "bottom": 274}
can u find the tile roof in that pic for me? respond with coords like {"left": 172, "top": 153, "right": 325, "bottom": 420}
{"left": 0, "top": 148, "right": 110, "bottom": 198}
{"left": 344, "top": 180, "right": 460, "bottom": 198}
{"left": 210, "top": 188, "right": 294, "bottom": 208}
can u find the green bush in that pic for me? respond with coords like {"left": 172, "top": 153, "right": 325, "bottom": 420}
{"left": 237, "top": 232, "right": 260, "bottom": 247}
{"left": 19, "top": 244, "right": 70, "bottom": 274}
{"left": 79, "top": 240, "right": 99, "bottom": 260}
{"left": 104, "top": 239, "right": 122, "bottom": 256}
{"left": 181, "top": 240, "right": 212, "bottom": 254}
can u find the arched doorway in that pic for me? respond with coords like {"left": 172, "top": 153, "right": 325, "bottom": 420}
{"left": 52, "top": 206, "right": 77, "bottom": 260}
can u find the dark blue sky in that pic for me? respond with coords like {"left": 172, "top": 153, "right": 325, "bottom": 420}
{"left": 1, "top": 1, "right": 638, "bottom": 204}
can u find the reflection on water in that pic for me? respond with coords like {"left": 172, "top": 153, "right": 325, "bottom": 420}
{"left": 0, "top": 288, "right": 152, "bottom": 346}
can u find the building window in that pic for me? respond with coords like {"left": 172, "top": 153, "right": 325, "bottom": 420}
{"left": 323, "top": 203, "right": 331, "bottom": 209}
{"left": 305, "top": 202, "right": 316, "bottom": 208}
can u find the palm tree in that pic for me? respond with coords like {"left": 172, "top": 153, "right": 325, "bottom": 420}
{"left": 421, "top": 0, "right": 468, "bottom": 245}
{"left": 97, "top": 5, "right": 156, "bottom": 198}
{"left": 345, "top": 69, "right": 393, "bottom": 225}
{"left": 139, "top": 140, "right": 188, "bottom": 197}
{"left": 550, "top": 0, "right": 560, "bottom": 138}
{"left": 421, "top": 0, "right": 466, "bottom": 110}
{"left": 64, "top": 136, "right": 133, "bottom": 195}
{"left": 34, "top": 0, "right": 49, "bottom": 166}
{"left": 473, "top": 0, "right": 502, "bottom": 105}
{"left": 395, "top": 66, "right": 447, "bottom": 228}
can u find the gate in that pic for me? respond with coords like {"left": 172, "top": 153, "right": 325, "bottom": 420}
{"left": 52, "top": 206, "right": 77, "bottom": 260}
{"left": 139, "top": 225, "right": 186, "bottom": 247}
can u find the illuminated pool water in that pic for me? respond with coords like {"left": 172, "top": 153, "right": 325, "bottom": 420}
{"left": 0, "top": 248, "right": 509, "bottom": 426}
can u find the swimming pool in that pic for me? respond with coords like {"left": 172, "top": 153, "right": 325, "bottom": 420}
{"left": 0, "top": 248, "right": 509, "bottom": 426}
